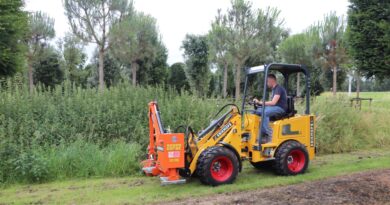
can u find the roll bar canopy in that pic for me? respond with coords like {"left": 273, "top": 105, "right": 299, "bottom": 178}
{"left": 241, "top": 63, "right": 311, "bottom": 115}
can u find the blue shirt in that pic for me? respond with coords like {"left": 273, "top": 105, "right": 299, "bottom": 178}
{"left": 271, "top": 84, "right": 288, "bottom": 111}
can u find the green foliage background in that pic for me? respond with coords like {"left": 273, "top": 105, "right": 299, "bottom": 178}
{"left": 0, "top": 81, "right": 389, "bottom": 185}
{"left": 0, "top": 81, "right": 226, "bottom": 184}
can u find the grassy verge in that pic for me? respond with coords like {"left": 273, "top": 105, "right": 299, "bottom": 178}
{"left": 1, "top": 149, "right": 390, "bottom": 204}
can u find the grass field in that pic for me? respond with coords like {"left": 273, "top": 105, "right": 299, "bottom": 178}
{"left": 1, "top": 91, "right": 389, "bottom": 204}
{"left": 1, "top": 149, "right": 390, "bottom": 204}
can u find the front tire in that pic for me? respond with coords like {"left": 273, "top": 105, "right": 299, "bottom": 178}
{"left": 274, "top": 141, "right": 309, "bottom": 175}
{"left": 196, "top": 146, "right": 239, "bottom": 186}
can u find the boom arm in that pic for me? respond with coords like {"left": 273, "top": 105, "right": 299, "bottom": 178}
{"left": 142, "top": 101, "right": 186, "bottom": 185}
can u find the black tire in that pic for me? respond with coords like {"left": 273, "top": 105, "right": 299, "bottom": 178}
{"left": 196, "top": 146, "right": 239, "bottom": 186}
{"left": 274, "top": 141, "right": 309, "bottom": 175}
{"left": 250, "top": 160, "right": 275, "bottom": 170}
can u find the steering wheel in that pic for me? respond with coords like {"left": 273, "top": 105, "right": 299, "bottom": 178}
{"left": 247, "top": 98, "right": 262, "bottom": 110}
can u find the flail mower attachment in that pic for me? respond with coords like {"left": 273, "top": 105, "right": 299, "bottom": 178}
{"left": 141, "top": 101, "right": 186, "bottom": 185}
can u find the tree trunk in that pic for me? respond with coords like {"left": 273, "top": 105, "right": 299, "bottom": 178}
{"left": 348, "top": 74, "right": 352, "bottom": 96}
{"left": 28, "top": 55, "right": 34, "bottom": 94}
{"left": 98, "top": 48, "right": 105, "bottom": 91}
{"left": 234, "top": 60, "right": 242, "bottom": 101}
{"left": 223, "top": 62, "right": 228, "bottom": 98}
{"left": 332, "top": 66, "right": 337, "bottom": 96}
{"left": 296, "top": 74, "right": 300, "bottom": 97}
{"left": 131, "top": 62, "right": 138, "bottom": 86}
{"left": 356, "top": 71, "right": 360, "bottom": 98}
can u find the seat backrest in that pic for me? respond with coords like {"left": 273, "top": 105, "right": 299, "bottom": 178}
{"left": 286, "top": 96, "right": 296, "bottom": 116}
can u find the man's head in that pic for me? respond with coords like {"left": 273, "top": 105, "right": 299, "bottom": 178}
{"left": 267, "top": 74, "right": 278, "bottom": 88}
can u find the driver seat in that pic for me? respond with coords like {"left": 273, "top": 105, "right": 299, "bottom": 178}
{"left": 270, "top": 96, "right": 297, "bottom": 121}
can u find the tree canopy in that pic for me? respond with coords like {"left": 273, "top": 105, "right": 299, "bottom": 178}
{"left": 182, "top": 34, "right": 210, "bottom": 95}
{"left": 26, "top": 11, "right": 56, "bottom": 93}
{"left": 0, "top": 0, "right": 27, "bottom": 77}
{"left": 109, "top": 12, "right": 161, "bottom": 86}
{"left": 347, "top": 0, "right": 390, "bottom": 78}
{"left": 64, "top": 0, "right": 133, "bottom": 90}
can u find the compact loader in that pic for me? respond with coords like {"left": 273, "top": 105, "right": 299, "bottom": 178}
{"left": 142, "top": 63, "right": 316, "bottom": 186}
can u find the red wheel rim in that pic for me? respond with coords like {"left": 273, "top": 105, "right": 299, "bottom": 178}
{"left": 287, "top": 149, "right": 306, "bottom": 173}
{"left": 210, "top": 156, "right": 233, "bottom": 182}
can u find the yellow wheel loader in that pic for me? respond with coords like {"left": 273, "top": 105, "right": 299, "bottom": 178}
{"left": 142, "top": 63, "right": 316, "bottom": 186}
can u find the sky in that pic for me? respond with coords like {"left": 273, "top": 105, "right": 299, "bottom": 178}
{"left": 25, "top": 0, "right": 350, "bottom": 65}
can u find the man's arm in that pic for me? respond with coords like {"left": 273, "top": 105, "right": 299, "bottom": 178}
{"left": 254, "top": 95, "right": 280, "bottom": 106}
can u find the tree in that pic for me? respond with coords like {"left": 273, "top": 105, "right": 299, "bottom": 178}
{"left": 64, "top": 0, "right": 133, "bottom": 91}
{"left": 168, "top": 62, "right": 190, "bottom": 92}
{"left": 26, "top": 11, "right": 55, "bottom": 93}
{"left": 221, "top": 0, "right": 285, "bottom": 99}
{"left": 0, "top": 0, "right": 27, "bottom": 78}
{"left": 61, "top": 33, "right": 87, "bottom": 85}
{"left": 208, "top": 73, "right": 218, "bottom": 97}
{"left": 33, "top": 47, "right": 64, "bottom": 88}
{"left": 303, "top": 25, "right": 326, "bottom": 96}
{"left": 137, "top": 43, "right": 169, "bottom": 85}
{"left": 319, "top": 12, "right": 348, "bottom": 96}
{"left": 347, "top": 0, "right": 390, "bottom": 78}
{"left": 109, "top": 12, "right": 160, "bottom": 86}
{"left": 182, "top": 34, "right": 210, "bottom": 95}
{"left": 208, "top": 10, "right": 231, "bottom": 98}
{"left": 278, "top": 31, "right": 326, "bottom": 96}
{"left": 278, "top": 33, "right": 310, "bottom": 95}
{"left": 88, "top": 51, "right": 120, "bottom": 88}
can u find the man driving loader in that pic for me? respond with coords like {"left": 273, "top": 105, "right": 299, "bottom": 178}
{"left": 253, "top": 74, "right": 287, "bottom": 141}
{"left": 143, "top": 63, "right": 315, "bottom": 186}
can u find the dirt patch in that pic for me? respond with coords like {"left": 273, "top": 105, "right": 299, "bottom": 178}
{"left": 100, "top": 179, "right": 145, "bottom": 190}
{"left": 164, "top": 169, "right": 390, "bottom": 205}
{"left": 128, "top": 179, "right": 144, "bottom": 187}
{"left": 68, "top": 185, "right": 86, "bottom": 190}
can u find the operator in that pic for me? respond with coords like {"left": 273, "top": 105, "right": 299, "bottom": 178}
{"left": 253, "top": 74, "right": 288, "bottom": 140}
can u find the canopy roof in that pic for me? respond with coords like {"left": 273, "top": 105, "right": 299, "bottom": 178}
{"left": 246, "top": 63, "right": 308, "bottom": 76}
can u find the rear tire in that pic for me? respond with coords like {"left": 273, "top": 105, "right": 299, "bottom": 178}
{"left": 274, "top": 141, "right": 309, "bottom": 175}
{"left": 196, "top": 146, "right": 239, "bottom": 186}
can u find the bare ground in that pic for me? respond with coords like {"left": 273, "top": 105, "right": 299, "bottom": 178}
{"left": 164, "top": 169, "right": 390, "bottom": 205}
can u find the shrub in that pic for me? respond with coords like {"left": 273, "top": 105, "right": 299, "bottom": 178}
{"left": 45, "top": 140, "right": 142, "bottom": 179}
{"left": 0, "top": 81, "right": 224, "bottom": 185}
{"left": 312, "top": 97, "right": 371, "bottom": 154}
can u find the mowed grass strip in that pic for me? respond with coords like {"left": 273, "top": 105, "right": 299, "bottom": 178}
{"left": 1, "top": 149, "right": 390, "bottom": 205}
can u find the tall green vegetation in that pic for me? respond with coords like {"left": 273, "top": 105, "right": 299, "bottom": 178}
{"left": 347, "top": 0, "right": 390, "bottom": 78}
{"left": 0, "top": 83, "right": 389, "bottom": 184}
{"left": 0, "top": 0, "right": 27, "bottom": 78}
{"left": 0, "top": 82, "right": 227, "bottom": 184}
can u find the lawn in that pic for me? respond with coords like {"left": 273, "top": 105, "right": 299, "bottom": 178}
{"left": 321, "top": 91, "right": 390, "bottom": 111}
{"left": 1, "top": 149, "right": 390, "bottom": 204}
